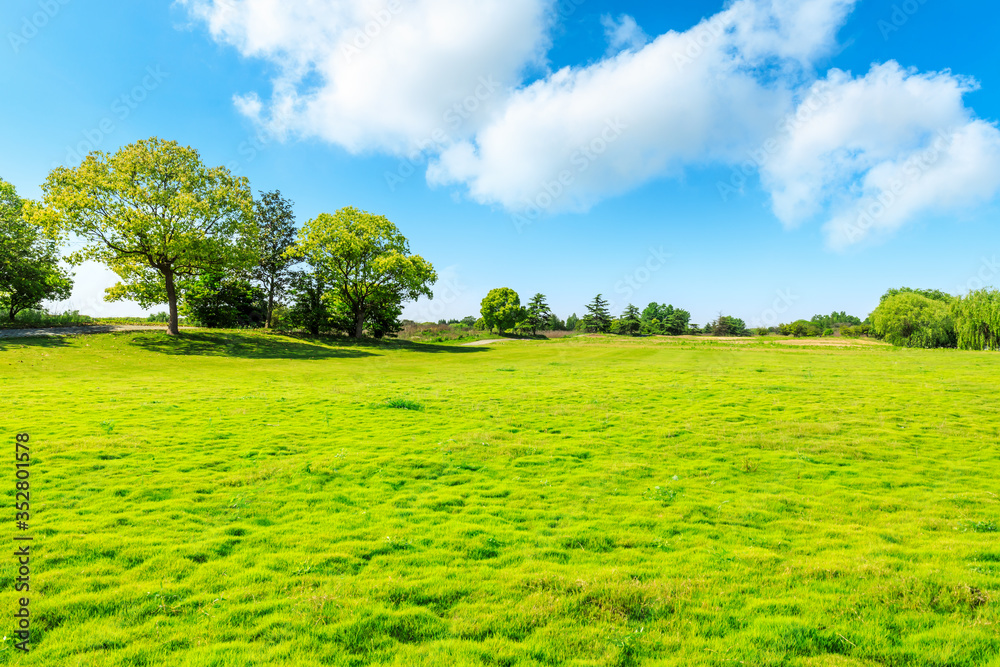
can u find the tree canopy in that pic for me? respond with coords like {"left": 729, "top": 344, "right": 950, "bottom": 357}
{"left": 953, "top": 289, "right": 1000, "bottom": 351}
{"left": 251, "top": 190, "right": 298, "bottom": 329}
{"left": 37, "top": 137, "right": 254, "bottom": 334}
{"left": 583, "top": 294, "right": 612, "bottom": 333}
{"left": 871, "top": 292, "right": 956, "bottom": 348}
{"left": 292, "top": 207, "right": 436, "bottom": 338}
{"left": 480, "top": 287, "right": 524, "bottom": 335}
{"left": 0, "top": 178, "right": 73, "bottom": 320}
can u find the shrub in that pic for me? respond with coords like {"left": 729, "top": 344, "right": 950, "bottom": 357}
{"left": 953, "top": 289, "right": 1000, "bottom": 351}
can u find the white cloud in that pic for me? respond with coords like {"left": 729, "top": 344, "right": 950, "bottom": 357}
{"left": 427, "top": 0, "right": 854, "bottom": 215}
{"left": 760, "top": 62, "right": 1000, "bottom": 247}
{"left": 180, "top": 0, "right": 1000, "bottom": 248}
{"left": 601, "top": 14, "right": 649, "bottom": 54}
{"left": 179, "top": 0, "right": 551, "bottom": 154}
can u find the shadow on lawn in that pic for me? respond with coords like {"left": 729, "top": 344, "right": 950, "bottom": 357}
{"left": 125, "top": 331, "right": 488, "bottom": 359}
{"left": 0, "top": 336, "right": 72, "bottom": 351}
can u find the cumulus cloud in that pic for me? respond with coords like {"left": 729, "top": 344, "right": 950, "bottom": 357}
{"left": 181, "top": 0, "right": 1000, "bottom": 247}
{"left": 760, "top": 62, "right": 1000, "bottom": 247}
{"left": 179, "top": 0, "right": 551, "bottom": 154}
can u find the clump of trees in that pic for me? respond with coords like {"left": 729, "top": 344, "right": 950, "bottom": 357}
{"left": 0, "top": 178, "right": 73, "bottom": 321}
{"left": 706, "top": 315, "right": 748, "bottom": 337}
{"left": 25, "top": 138, "right": 437, "bottom": 338}
{"left": 870, "top": 289, "right": 956, "bottom": 348}
{"left": 640, "top": 303, "right": 691, "bottom": 335}
{"left": 953, "top": 289, "right": 1000, "bottom": 351}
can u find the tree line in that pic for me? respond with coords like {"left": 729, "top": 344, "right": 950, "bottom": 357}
{"left": 1, "top": 138, "right": 436, "bottom": 337}
{"left": 2, "top": 137, "right": 998, "bottom": 350}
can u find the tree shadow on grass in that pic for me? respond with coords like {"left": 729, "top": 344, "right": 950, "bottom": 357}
{"left": 126, "top": 331, "right": 379, "bottom": 360}
{"left": 0, "top": 336, "right": 73, "bottom": 352}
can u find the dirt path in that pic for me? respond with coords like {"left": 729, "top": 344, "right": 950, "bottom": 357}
{"left": 0, "top": 325, "right": 192, "bottom": 339}
{"left": 460, "top": 339, "right": 510, "bottom": 346}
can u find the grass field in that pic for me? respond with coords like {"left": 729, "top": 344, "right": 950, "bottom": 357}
{"left": 1, "top": 332, "right": 999, "bottom": 666}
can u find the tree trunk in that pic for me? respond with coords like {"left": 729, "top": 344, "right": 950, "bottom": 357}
{"left": 353, "top": 310, "right": 365, "bottom": 338}
{"left": 266, "top": 285, "right": 275, "bottom": 329}
{"left": 164, "top": 270, "right": 180, "bottom": 336}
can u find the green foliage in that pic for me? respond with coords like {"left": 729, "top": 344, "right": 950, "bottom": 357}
{"left": 292, "top": 207, "right": 436, "bottom": 338}
{"left": 779, "top": 320, "right": 822, "bottom": 337}
{"left": 525, "top": 293, "right": 552, "bottom": 335}
{"left": 640, "top": 303, "right": 691, "bottom": 335}
{"left": 181, "top": 272, "right": 265, "bottom": 328}
{"left": 953, "top": 289, "right": 1000, "bottom": 351}
{"left": 583, "top": 294, "right": 613, "bottom": 333}
{"left": 287, "top": 271, "right": 333, "bottom": 335}
{"left": 250, "top": 190, "right": 298, "bottom": 328}
{"left": 840, "top": 324, "right": 872, "bottom": 339}
{"left": 880, "top": 287, "right": 956, "bottom": 305}
{"left": 709, "top": 315, "right": 748, "bottom": 337}
{"left": 810, "top": 311, "right": 863, "bottom": 330}
{"left": 871, "top": 292, "right": 956, "bottom": 348}
{"left": 480, "top": 287, "right": 524, "bottom": 334}
{"left": 0, "top": 178, "right": 74, "bottom": 320}
{"left": 566, "top": 312, "right": 579, "bottom": 331}
{"left": 618, "top": 304, "right": 641, "bottom": 336}
{"left": 38, "top": 137, "right": 255, "bottom": 334}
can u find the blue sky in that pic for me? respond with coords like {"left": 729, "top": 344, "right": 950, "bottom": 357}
{"left": 1, "top": 0, "right": 998, "bottom": 326}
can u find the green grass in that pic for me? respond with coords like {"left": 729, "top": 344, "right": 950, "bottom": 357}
{"left": 1, "top": 332, "right": 999, "bottom": 666}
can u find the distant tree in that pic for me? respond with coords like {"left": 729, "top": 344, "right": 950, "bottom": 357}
{"left": 583, "top": 294, "right": 612, "bottom": 333}
{"left": 37, "top": 138, "right": 255, "bottom": 335}
{"left": 619, "top": 304, "right": 641, "bottom": 336}
{"left": 292, "top": 207, "right": 436, "bottom": 338}
{"left": 181, "top": 272, "right": 265, "bottom": 328}
{"left": 566, "top": 313, "right": 579, "bottom": 331}
{"left": 811, "top": 311, "right": 863, "bottom": 331}
{"left": 710, "top": 315, "right": 748, "bottom": 337}
{"left": 525, "top": 293, "right": 552, "bottom": 335}
{"left": 546, "top": 314, "right": 566, "bottom": 330}
{"left": 250, "top": 190, "right": 298, "bottom": 329}
{"left": 287, "top": 271, "right": 332, "bottom": 335}
{"left": 480, "top": 287, "right": 524, "bottom": 334}
{"left": 871, "top": 292, "right": 955, "bottom": 348}
{"left": 460, "top": 315, "right": 477, "bottom": 327}
{"left": 953, "top": 289, "right": 1000, "bottom": 350}
{"left": 0, "top": 179, "right": 73, "bottom": 320}
{"left": 780, "top": 320, "right": 821, "bottom": 337}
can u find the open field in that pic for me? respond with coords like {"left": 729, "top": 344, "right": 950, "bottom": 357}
{"left": 1, "top": 332, "right": 999, "bottom": 666}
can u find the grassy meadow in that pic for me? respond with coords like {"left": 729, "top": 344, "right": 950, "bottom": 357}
{"left": 1, "top": 332, "right": 999, "bottom": 666}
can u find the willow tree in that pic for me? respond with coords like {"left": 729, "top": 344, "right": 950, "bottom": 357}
{"left": 292, "top": 207, "right": 436, "bottom": 338}
{"left": 953, "top": 289, "right": 1000, "bottom": 351}
{"left": 38, "top": 138, "right": 254, "bottom": 335}
{"left": 870, "top": 292, "right": 955, "bottom": 348}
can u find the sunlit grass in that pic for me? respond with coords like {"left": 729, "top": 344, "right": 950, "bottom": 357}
{"left": 1, "top": 332, "right": 998, "bottom": 665}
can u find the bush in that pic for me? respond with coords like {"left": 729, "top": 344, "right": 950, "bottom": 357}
{"left": 841, "top": 324, "right": 871, "bottom": 339}
{"left": 953, "top": 289, "right": 1000, "bottom": 351}
{"left": 779, "top": 320, "right": 821, "bottom": 337}
{"left": 822, "top": 328, "right": 834, "bottom": 337}
{"left": 870, "top": 293, "right": 956, "bottom": 348}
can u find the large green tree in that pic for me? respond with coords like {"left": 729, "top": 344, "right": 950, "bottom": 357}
{"left": 480, "top": 287, "right": 524, "bottom": 335}
{"left": 583, "top": 294, "right": 612, "bottom": 333}
{"left": 0, "top": 179, "right": 73, "bottom": 321}
{"left": 251, "top": 190, "right": 298, "bottom": 329}
{"left": 525, "top": 293, "right": 552, "bottom": 335}
{"left": 292, "top": 207, "right": 436, "bottom": 338}
{"left": 953, "top": 289, "right": 1000, "bottom": 351}
{"left": 37, "top": 138, "right": 254, "bottom": 335}
{"left": 871, "top": 292, "right": 956, "bottom": 348}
